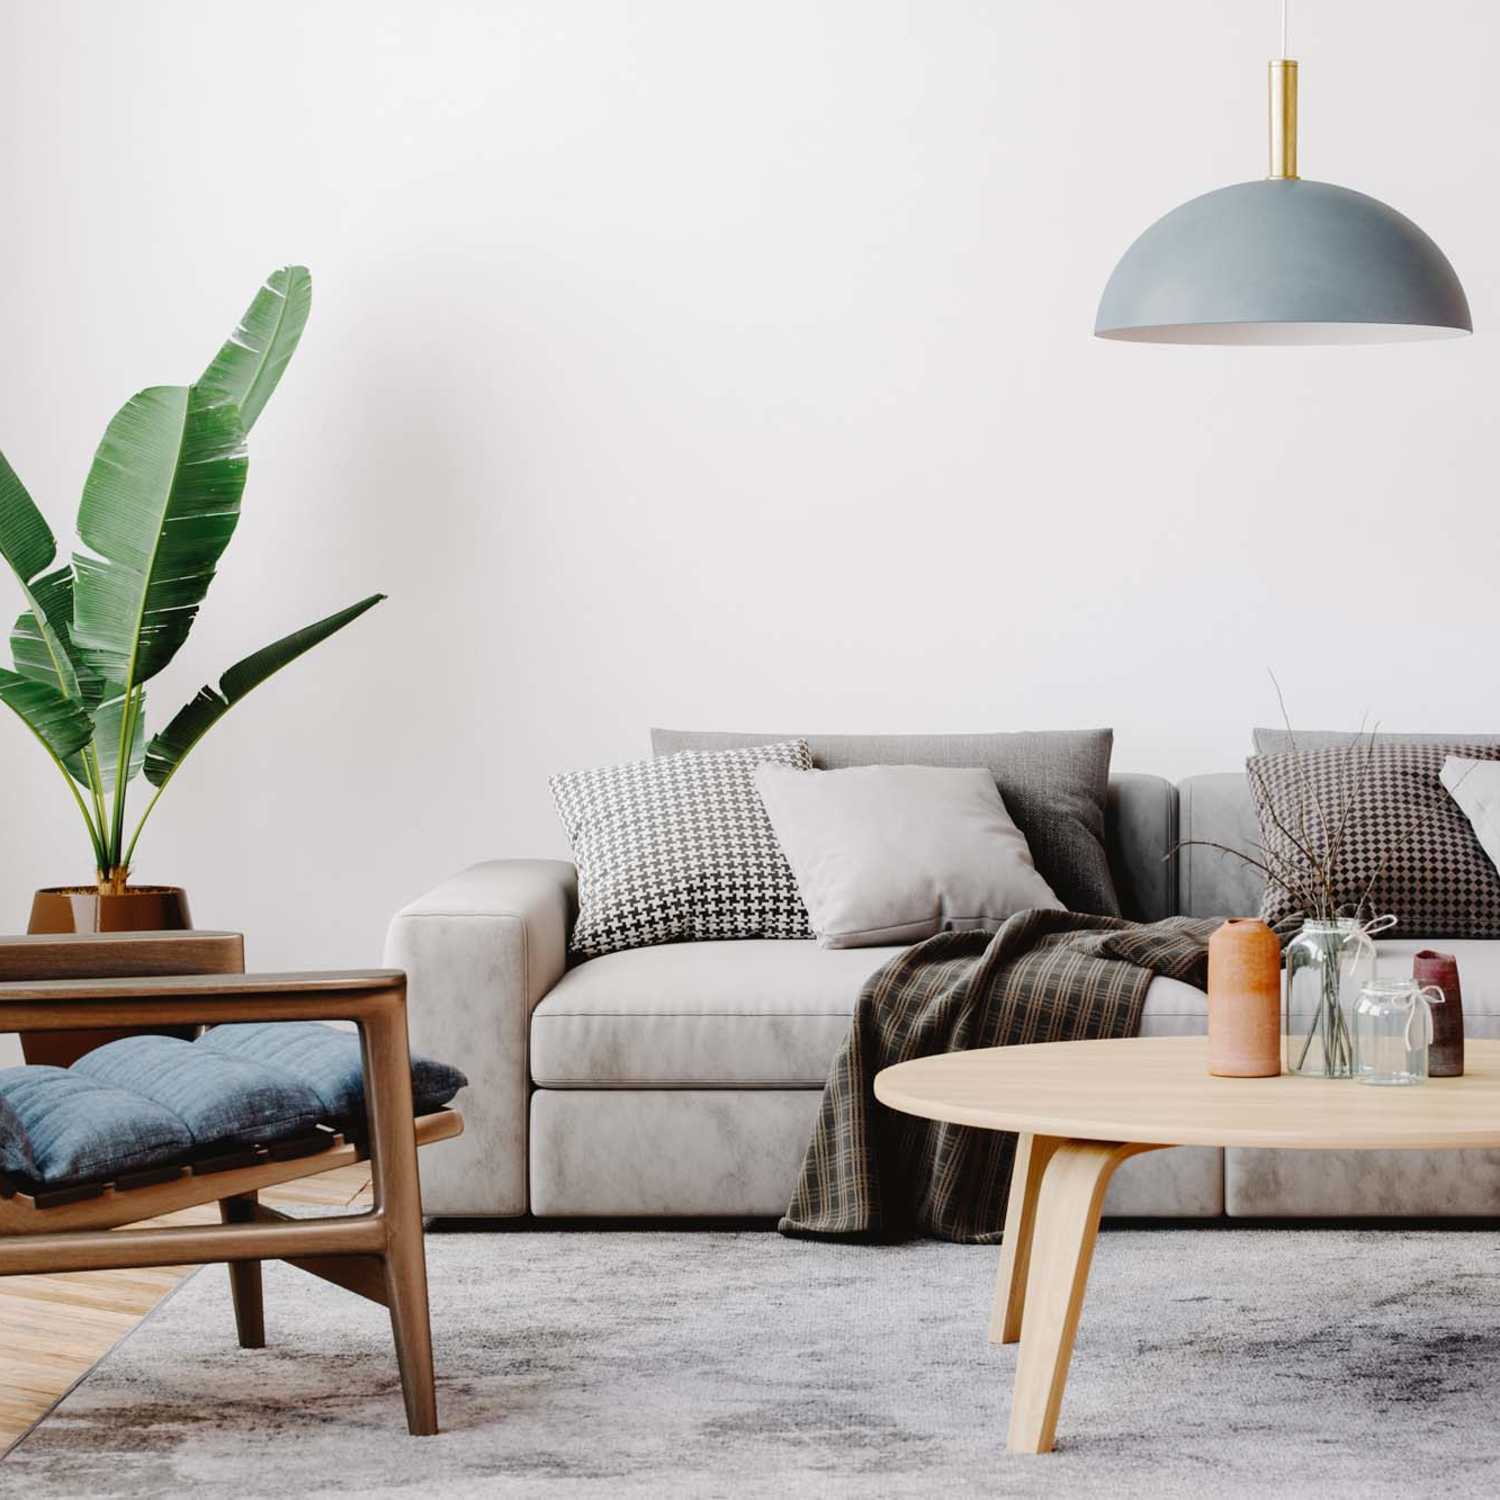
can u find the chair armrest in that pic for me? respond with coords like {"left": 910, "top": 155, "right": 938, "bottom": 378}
{"left": 383, "top": 860, "right": 576, "bottom": 1216}
{"left": 0, "top": 970, "right": 398, "bottom": 1004}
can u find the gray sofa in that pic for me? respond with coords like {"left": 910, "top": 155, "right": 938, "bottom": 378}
{"left": 387, "top": 767, "right": 1500, "bottom": 1222}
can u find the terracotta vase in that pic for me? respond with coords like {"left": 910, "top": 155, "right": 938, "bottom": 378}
{"left": 1412, "top": 949, "right": 1464, "bottom": 1078}
{"left": 1207, "top": 918, "right": 1282, "bottom": 1078}
{"left": 21, "top": 885, "right": 194, "bottom": 1067}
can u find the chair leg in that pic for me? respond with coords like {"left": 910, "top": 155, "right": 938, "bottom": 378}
{"left": 218, "top": 1193, "right": 266, "bottom": 1349}
{"left": 383, "top": 1202, "right": 438, "bottom": 1436}
{"left": 363, "top": 998, "right": 439, "bottom": 1436}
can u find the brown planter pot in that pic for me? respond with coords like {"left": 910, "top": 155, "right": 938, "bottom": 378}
{"left": 28, "top": 885, "right": 192, "bottom": 936}
{"left": 21, "top": 885, "right": 195, "bottom": 1067}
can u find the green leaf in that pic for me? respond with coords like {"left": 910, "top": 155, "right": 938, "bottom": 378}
{"left": 63, "top": 691, "right": 146, "bottom": 793}
{"left": 144, "top": 593, "right": 384, "bottom": 788}
{"left": 0, "top": 666, "right": 94, "bottom": 759}
{"left": 199, "top": 266, "right": 312, "bottom": 433}
{"left": 0, "top": 454, "right": 96, "bottom": 705}
{"left": 0, "top": 448, "right": 55, "bottom": 585}
{"left": 10, "top": 565, "right": 104, "bottom": 706}
{"left": 71, "top": 385, "right": 248, "bottom": 691}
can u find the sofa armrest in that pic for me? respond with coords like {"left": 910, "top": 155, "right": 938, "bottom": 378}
{"left": 1106, "top": 773, "right": 1179, "bottom": 922}
{"left": 1178, "top": 773, "right": 1264, "bottom": 919}
{"left": 383, "top": 859, "right": 576, "bottom": 1216}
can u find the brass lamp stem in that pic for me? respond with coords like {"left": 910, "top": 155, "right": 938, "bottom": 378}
{"left": 1268, "top": 59, "right": 1299, "bottom": 179}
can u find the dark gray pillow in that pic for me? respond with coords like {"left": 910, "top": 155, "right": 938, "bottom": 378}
{"left": 1250, "top": 742, "right": 1500, "bottom": 937}
{"left": 0, "top": 1091, "right": 37, "bottom": 1181}
{"left": 1253, "top": 728, "right": 1500, "bottom": 754}
{"left": 651, "top": 728, "right": 1119, "bottom": 916}
{"left": 73, "top": 1036, "right": 324, "bottom": 1147}
{"left": 0, "top": 1064, "right": 193, "bottom": 1185}
{"left": 195, "top": 1022, "right": 467, "bottom": 1117}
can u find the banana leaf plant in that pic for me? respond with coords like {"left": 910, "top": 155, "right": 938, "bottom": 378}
{"left": 0, "top": 267, "right": 384, "bottom": 893}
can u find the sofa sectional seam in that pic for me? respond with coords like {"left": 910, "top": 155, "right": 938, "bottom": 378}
{"left": 533, "top": 1010, "right": 858, "bottom": 1018}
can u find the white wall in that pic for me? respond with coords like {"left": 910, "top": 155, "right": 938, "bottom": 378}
{"left": 1, "top": 0, "right": 1497, "bottom": 991}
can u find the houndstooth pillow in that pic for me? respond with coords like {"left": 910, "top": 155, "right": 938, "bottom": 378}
{"left": 1251, "top": 741, "right": 1500, "bottom": 937}
{"left": 551, "top": 740, "right": 815, "bottom": 957}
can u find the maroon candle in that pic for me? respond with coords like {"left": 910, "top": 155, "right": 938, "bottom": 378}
{"left": 1413, "top": 950, "right": 1464, "bottom": 1078}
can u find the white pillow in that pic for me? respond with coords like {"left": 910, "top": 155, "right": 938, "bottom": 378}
{"left": 753, "top": 763, "right": 1063, "bottom": 949}
{"left": 1442, "top": 756, "right": 1500, "bottom": 877}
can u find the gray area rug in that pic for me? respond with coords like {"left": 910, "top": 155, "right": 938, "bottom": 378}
{"left": 8, "top": 1225, "right": 1500, "bottom": 1498}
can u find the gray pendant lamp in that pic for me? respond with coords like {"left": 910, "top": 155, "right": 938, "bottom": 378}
{"left": 1096, "top": 3, "right": 1471, "bottom": 345}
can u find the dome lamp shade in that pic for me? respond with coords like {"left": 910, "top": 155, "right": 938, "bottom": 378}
{"left": 1096, "top": 42, "right": 1472, "bottom": 346}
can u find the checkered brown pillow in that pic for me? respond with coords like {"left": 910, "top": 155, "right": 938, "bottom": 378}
{"left": 551, "top": 740, "right": 815, "bottom": 957}
{"left": 1251, "top": 741, "right": 1500, "bottom": 937}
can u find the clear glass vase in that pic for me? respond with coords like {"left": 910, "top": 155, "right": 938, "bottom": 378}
{"left": 1353, "top": 978, "right": 1445, "bottom": 1086}
{"left": 1284, "top": 918, "right": 1376, "bottom": 1078}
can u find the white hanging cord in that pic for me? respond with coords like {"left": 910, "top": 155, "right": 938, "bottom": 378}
{"left": 1281, "top": 0, "right": 1289, "bottom": 58}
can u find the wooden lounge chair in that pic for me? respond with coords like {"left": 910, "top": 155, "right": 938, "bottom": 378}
{"left": 0, "top": 930, "right": 462, "bottom": 1436}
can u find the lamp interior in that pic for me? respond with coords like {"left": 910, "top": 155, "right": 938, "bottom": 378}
{"left": 1096, "top": 321, "right": 1473, "bottom": 347}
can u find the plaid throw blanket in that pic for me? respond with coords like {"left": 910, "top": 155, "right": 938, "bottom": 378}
{"left": 778, "top": 910, "right": 1219, "bottom": 1244}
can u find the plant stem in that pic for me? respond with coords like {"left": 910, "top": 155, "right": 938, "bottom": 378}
{"left": 121, "top": 779, "right": 167, "bottom": 872}
{"left": 86, "top": 748, "right": 108, "bottom": 841}
{"left": 6, "top": 708, "right": 106, "bottom": 870}
{"left": 105, "top": 683, "right": 141, "bottom": 877}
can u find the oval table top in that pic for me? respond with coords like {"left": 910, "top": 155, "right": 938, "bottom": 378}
{"left": 873, "top": 1037, "right": 1500, "bottom": 1150}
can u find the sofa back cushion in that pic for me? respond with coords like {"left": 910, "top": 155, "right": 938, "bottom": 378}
{"left": 1254, "top": 728, "right": 1500, "bottom": 754}
{"left": 651, "top": 728, "right": 1119, "bottom": 916}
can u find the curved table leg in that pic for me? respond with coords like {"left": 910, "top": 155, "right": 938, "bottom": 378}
{"left": 1006, "top": 1138, "right": 1166, "bottom": 1455}
{"left": 990, "top": 1132, "right": 1061, "bottom": 1344}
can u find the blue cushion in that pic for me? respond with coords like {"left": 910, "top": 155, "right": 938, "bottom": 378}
{"left": 0, "top": 1023, "right": 466, "bottom": 1188}
{"left": 72, "top": 1036, "right": 324, "bottom": 1147}
{"left": 0, "top": 1065, "right": 193, "bottom": 1185}
{"left": 194, "top": 1022, "right": 467, "bottom": 1117}
{"left": 0, "top": 1091, "right": 37, "bottom": 1180}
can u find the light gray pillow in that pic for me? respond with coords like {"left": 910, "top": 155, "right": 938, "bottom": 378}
{"left": 1442, "top": 756, "right": 1500, "bottom": 878}
{"left": 754, "top": 763, "right": 1062, "bottom": 949}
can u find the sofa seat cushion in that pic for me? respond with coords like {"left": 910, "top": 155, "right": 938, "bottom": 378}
{"left": 531, "top": 939, "right": 1215, "bottom": 1087}
{"left": 532, "top": 941, "right": 903, "bottom": 1087}
{"left": 531, "top": 932, "right": 1500, "bottom": 1090}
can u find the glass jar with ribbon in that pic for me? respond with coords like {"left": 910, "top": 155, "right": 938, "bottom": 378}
{"left": 1283, "top": 916, "right": 1391, "bottom": 1078}
{"left": 1353, "top": 978, "right": 1446, "bottom": 1086}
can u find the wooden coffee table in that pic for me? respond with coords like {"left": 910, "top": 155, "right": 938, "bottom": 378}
{"left": 874, "top": 1035, "right": 1500, "bottom": 1455}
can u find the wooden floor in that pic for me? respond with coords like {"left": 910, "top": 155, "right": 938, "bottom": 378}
{"left": 0, "top": 1162, "right": 374, "bottom": 1456}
